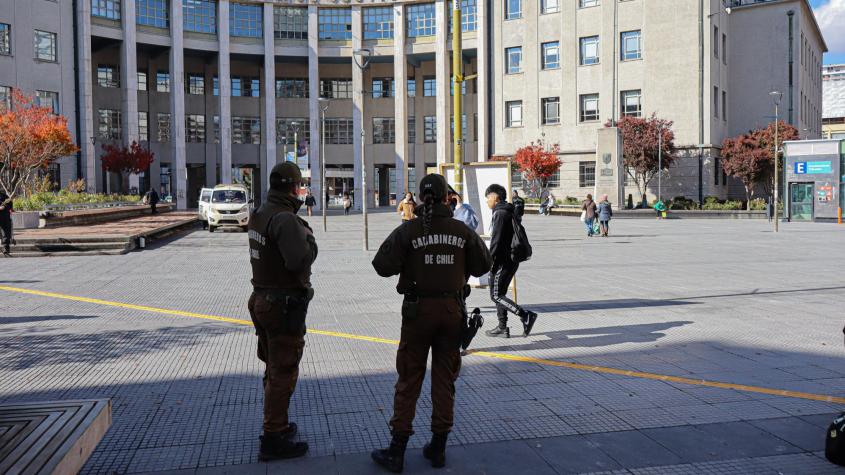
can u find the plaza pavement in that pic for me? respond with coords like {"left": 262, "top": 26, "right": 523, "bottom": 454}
{"left": 1, "top": 210, "right": 845, "bottom": 474}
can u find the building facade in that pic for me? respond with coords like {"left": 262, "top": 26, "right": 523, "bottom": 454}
{"left": 1, "top": 0, "right": 827, "bottom": 209}
{"left": 822, "top": 64, "right": 845, "bottom": 141}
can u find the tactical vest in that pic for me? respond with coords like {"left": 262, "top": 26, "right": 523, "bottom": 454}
{"left": 404, "top": 210, "right": 471, "bottom": 294}
{"left": 248, "top": 202, "right": 309, "bottom": 290}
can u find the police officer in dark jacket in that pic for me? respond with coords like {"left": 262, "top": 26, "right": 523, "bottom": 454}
{"left": 484, "top": 184, "right": 537, "bottom": 338}
{"left": 247, "top": 162, "right": 317, "bottom": 461}
{"left": 371, "top": 174, "right": 492, "bottom": 473}
{"left": 0, "top": 191, "right": 13, "bottom": 256}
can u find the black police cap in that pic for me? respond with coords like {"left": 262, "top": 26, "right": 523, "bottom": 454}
{"left": 419, "top": 174, "right": 448, "bottom": 201}
{"left": 270, "top": 162, "right": 302, "bottom": 188}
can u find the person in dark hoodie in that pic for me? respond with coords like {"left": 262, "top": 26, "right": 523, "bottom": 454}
{"left": 483, "top": 184, "right": 537, "bottom": 338}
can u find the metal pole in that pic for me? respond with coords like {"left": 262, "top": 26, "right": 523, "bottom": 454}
{"left": 321, "top": 110, "right": 327, "bottom": 232}
{"left": 452, "top": 0, "right": 464, "bottom": 194}
{"left": 774, "top": 104, "right": 779, "bottom": 233}
{"left": 361, "top": 128, "right": 368, "bottom": 250}
{"left": 658, "top": 130, "right": 663, "bottom": 202}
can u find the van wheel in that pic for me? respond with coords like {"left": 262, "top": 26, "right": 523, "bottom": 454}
{"left": 208, "top": 225, "right": 216, "bottom": 233}
{"left": 241, "top": 226, "right": 249, "bottom": 233}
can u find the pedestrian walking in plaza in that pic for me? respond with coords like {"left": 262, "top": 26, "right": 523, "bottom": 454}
{"left": 484, "top": 184, "right": 538, "bottom": 339}
{"left": 371, "top": 174, "right": 492, "bottom": 473}
{"left": 581, "top": 194, "right": 598, "bottom": 237}
{"left": 511, "top": 189, "right": 525, "bottom": 219}
{"left": 654, "top": 199, "right": 667, "bottom": 219}
{"left": 397, "top": 192, "right": 416, "bottom": 221}
{"left": 343, "top": 193, "right": 352, "bottom": 215}
{"left": 0, "top": 191, "right": 13, "bottom": 256}
{"left": 597, "top": 194, "right": 613, "bottom": 237}
{"left": 143, "top": 188, "right": 160, "bottom": 214}
{"left": 247, "top": 162, "right": 318, "bottom": 461}
{"left": 448, "top": 186, "right": 479, "bottom": 230}
{"left": 304, "top": 189, "right": 316, "bottom": 217}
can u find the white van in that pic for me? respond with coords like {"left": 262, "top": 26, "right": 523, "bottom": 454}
{"left": 198, "top": 188, "right": 213, "bottom": 229}
{"left": 206, "top": 184, "right": 251, "bottom": 232}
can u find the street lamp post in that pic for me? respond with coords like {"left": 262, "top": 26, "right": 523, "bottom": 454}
{"left": 658, "top": 126, "right": 663, "bottom": 203}
{"left": 353, "top": 48, "right": 372, "bottom": 251}
{"left": 770, "top": 90, "right": 782, "bottom": 233}
{"left": 319, "top": 98, "right": 330, "bottom": 232}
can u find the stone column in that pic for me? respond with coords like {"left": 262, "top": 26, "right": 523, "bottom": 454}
{"left": 218, "top": 0, "right": 232, "bottom": 184}
{"left": 351, "top": 6, "right": 364, "bottom": 210}
{"left": 122, "top": 0, "right": 140, "bottom": 191}
{"left": 476, "top": 0, "right": 488, "bottom": 162}
{"left": 263, "top": 2, "right": 277, "bottom": 193}
{"left": 76, "top": 0, "right": 96, "bottom": 192}
{"left": 393, "top": 4, "right": 408, "bottom": 194}
{"left": 170, "top": 0, "right": 187, "bottom": 209}
{"left": 307, "top": 5, "right": 321, "bottom": 211}
{"left": 435, "top": 0, "right": 450, "bottom": 165}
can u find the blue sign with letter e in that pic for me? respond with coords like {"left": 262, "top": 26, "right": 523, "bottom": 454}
{"left": 794, "top": 161, "right": 833, "bottom": 175}
{"left": 794, "top": 162, "right": 807, "bottom": 174}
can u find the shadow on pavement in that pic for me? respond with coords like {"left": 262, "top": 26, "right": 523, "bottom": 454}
{"left": 481, "top": 298, "right": 699, "bottom": 313}
{"left": 0, "top": 315, "right": 100, "bottom": 325}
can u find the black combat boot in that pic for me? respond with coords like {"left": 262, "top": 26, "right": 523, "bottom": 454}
{"left": 371, "top": 433, "right": 409, "bottom": 473}
{"left": 258, "top": 430, "right": 308, "bottom": 461}
{"left": 485, "top": 325, "right": 510, "bottom": 338}
{"left": 521, "top": 310, "right": 538, "bottom": 337}
{"left": 422, "top": 432, "right": 448, "bottom": 468}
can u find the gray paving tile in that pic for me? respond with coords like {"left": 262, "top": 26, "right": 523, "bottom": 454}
{"left": 585, "top": 430, "right": 684, "bottom": 469}
{"left": 530, "top": 434, "right": 624, "bottom": 474}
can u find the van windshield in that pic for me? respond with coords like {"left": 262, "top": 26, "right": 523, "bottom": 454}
{"left": 212, "top": 190, "right": 247, "bottom": 204}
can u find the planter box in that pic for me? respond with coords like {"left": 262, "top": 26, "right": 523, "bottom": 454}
{"left": 11, "top": 211, "right": 40, "bottom": 229}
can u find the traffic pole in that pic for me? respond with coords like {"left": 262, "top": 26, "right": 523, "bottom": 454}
{"left": 452, "top": 0, "right": 463, "bottom": 194}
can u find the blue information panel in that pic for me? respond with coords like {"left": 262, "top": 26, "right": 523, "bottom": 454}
{"left": 794, "top": 161, "right": 833, "bottom": 174}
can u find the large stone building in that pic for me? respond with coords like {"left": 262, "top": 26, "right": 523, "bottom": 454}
{"left": 0, "top": 0, "right": 828, "bottom": 209}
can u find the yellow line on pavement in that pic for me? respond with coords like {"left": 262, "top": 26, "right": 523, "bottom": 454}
{"left": 2, "top": 285, "right": 843, "bottom": 405}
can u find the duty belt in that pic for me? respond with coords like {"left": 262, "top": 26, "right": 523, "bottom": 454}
{"left": 412, "top": 290, "right": 463, "bottom": 300}
{"left": 253, "top": 287, "right": 313, "bottom": 302}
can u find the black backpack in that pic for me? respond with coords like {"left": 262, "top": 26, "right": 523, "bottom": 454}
{"left": 827, "top": 413, "right": 845, "bottom": 466}
{"left": 510, "top": 215, "right": 532, "bottom": 263}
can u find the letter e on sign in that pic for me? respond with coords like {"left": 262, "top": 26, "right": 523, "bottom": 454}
{"left": 794, "top": 162, "right": 807, "bottom": 174}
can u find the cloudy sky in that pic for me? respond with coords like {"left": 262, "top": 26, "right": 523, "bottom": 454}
{"left": 811, "top": 0, "right": 845, "bottom": 64}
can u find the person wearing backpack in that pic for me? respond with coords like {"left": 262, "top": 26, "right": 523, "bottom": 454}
{"left": 483, "top": 184, "right": 538, "bottom": 338}
{"left": 597, "top": 194, "right": 613, "bottom": 237}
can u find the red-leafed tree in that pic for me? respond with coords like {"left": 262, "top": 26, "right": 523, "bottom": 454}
{"left": 0, "top": 90, "right": 78, "bottom": 205}
{"left": 101, "top": 141, "right": 155, "bottom": 194}
{"left": 720, "top": 121, "right": 798, "bottom": 207}
{"left": 609, "top": 114, "right": 676, "bottom": 204}
{"left": 513, "top": 139, "right": 562, "bottom": 198}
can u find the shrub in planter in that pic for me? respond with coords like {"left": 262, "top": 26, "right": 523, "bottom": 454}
{"left": 15, "top": 191, "right": 142, "bottom": 211}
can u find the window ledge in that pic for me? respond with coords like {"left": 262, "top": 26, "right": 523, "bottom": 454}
{"left": 541, "top": 67, "right": 561, "bottom": 72}
{"left": 505, "top": 71, "right": 524, "bottom": 76}
{"left": 579, "top": 63, "right": 600, "bottom": 67}
{"left": 34, "top": 58, "right": 58, "bottom": 64}
{"left": 620, "top": 57, "right": 643, "bottom": 63}
{"left": 540, "top": 11, "right": 561, "bottom": 16}
{"left": 542, "top": 123, "right": 561, "bottom": 127}
{"left": 505, "top": 125, "right": 525, "bottom": 129}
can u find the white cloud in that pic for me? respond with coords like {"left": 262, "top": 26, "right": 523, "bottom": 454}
{"left": 815, "top": 0, "right": 845, "bottom": 56}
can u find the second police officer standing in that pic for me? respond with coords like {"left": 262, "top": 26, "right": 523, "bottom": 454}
{"left": 247, "top": 162, "right": 318, "bottom": 461}
{"left": 371, "top": 174, "right": 492, "bottom": 473}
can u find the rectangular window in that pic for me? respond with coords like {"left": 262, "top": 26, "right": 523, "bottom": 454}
{"left": 156, "top": 71, "right": 170, "bottom": 92}
{"left": 461, "top": 0, "right": 478, "bottom": 32}
{"left": 138, "top": 71, "right": 148, "bottom": 91}
{"left": 97, "top": 65, "right": 120, "bottom": 88}
{"left": 450, "top": 77, "right": 467, "bottom": 96}
{"left": 506, "top": 100, "right": 522, "bottom": 127}
{"left": 407, "top": 3, "right": 436, "bottom": 38}
{"left": 231, "top": 77, "right": 241, "bottom": 96}
{"left": 186, "top": 114, "right": 206, "bottom": 143}
{"left": 541, "top": 0, "right": 559, "bottom": 14}
{"left": 621, "top": 89, "right": 641, "bottom": 118}
{"left": 579, "top": 162, "right": 595, "bottom": 188}
{"left": 364, "top": 7, "right": 393, "bottom": 40}
{"left": 579, "top": 94, "right": 599, "bottom": 122}
{"left": 621, "top": 30, "right": 641, "bottom": 61}
{"left": 276, "top": 78, "right": 309, "bottom": 98}
{"left": 505, "top": 0, "right": 521, "bottom": 20}
{"left": 0, "top": 86, "right": 9, "bottom": 111}
{"left": 722, "top": 33, "right": 727, "bottom": 65}
{"left": 324, "top": 118, "right": 354, "bottom": 144}
{"left": 319, "top": 8, "right": 352, "bottom": 40}
{"left": 372, "top": 78, "right": 395, "bottom": 98}
{"left": 230, "top": 2, "right": 262, "bottom": 38}
{"left": 506, "top": 46, "right": 522, "bottom": 74}
{"left": 157, "top": 112, "right": 171, "bottom": 142}
{"left": 231, "top": 77, "right": 259, "bottom": 97}
{"left": 542, "top": 97, "right": 559, "bottom": 125}
{"left": 276, "top": 118, "right": 310, "bottom": 144}
{"left": 184, "top": 0, "right": 217, "bottom": 34}
{"left": 139, "top": 111, "right": 149, "bottom": 142}
{"left": 98, "top": 109, "right": 121, "bottom": 140}
{"left": 373, "top": 118, "right": 396, "bottom": 144}
{"left": 423, "top": 116, "right": 436, "bottom": 142}
{"left": 34, "top": 30, "right": 57, "bottom": 62}
{"left": 92, "top": 0, "right": 121, "bottom": 20}
{"left": 320, "top": 79, "right": 352, "bottom": 99}
{"left": 274, "top": 6, "right": 307, "bottom": 40}
{"left": 423, "top": 77, "right": 436, "bottom": 97}
{"left": 232, "top": 117, "right": 261, "bottom": 144}
{"left": 580, "top": 36, "right": 599, "bottom": 65}
{"left": 407, "top": 79, "right": 416, "bottom": 98}
{"left": 0, "top": 24, "right": 10, "bottom": 55}
{"left": 713, "top": 86, "right": 719, "bottom": 118}
{"left": 722, "top": 90, "right": 727, "bottom": 122}
{"left": 542, "top": 42, "right": 560, "bottom": 70}
{"left": 137, "top": 0, "right": 169, "bottom": 28}
{"left": 450, "top": 114, "right": 468, "bottom": 139}
{"left": 187, "top": 74, "right": 205, "bottom": 95}
{"left": 713, "top": 26, "right": 719, "bottom": 58}
{"left": 36, "top": 90, "right": 59, "bottom": 113}
{"left": 408, "top": 116, "right": 416, "bottom": 143}
{"left": 579, "top": 0, "right": 598, "bottom": 7}
{"left": 213, "top": 115, "right": 220, "bottom": 143}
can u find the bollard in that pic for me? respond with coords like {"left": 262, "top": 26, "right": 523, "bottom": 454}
{"left": 839, "top": 207, "right": 842, "bottom": 225}
{"left": 139, "top": 237, "right": 146, "bottom": 248}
